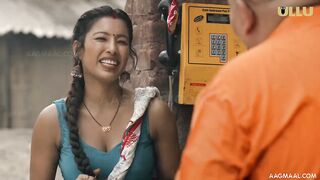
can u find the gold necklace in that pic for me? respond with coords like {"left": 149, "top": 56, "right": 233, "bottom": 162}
{"left": 83, "top": 90, "right": 122, "bottom": 133}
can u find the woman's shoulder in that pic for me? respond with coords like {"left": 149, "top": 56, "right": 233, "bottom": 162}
{"left": 148, "top": 97, "right": 171, "bottom": 120}
{"left": 32, "top": 102, "right": 61, "bottom": 146}
{"left": 147, "top": 95, "right": 175, "bottom": 140}
{"left": 37, "top": 103, "right": 59, "bottom": 123}
{"left": 132, "top": 86, "right": 167, "bottom": 117}
{"left": 37, "top": 97, "right": 67, "bottom": 125}
{"left": 134, "top": 86, "right": 160, "bottom": 98}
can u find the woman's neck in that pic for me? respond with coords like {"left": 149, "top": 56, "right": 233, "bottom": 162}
{"left": 83, "top": 77, "right": 122, "bottom": 109}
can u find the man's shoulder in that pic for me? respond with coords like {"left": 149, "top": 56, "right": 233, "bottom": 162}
{"left": 225, "top": 42, "right": 274, "bottom": 72}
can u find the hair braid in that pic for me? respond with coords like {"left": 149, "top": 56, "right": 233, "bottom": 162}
{"left": 65, "top": 77, "right": 94, "bottom": 176}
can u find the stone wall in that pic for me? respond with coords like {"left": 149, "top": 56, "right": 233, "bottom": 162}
{"left": 124, "top": 0, "right": 169, "bottom": 97}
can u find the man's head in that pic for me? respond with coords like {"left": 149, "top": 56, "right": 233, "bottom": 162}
{"left": 228, "top": 0, "right": 320, "bottom": 48}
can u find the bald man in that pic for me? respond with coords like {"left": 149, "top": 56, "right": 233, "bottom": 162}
{"left": 176, "top": 0, "right": 320, "bottom": 179}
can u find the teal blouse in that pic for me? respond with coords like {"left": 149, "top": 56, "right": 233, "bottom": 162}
{"left": 54, "top": 99, "right": 156, "bottom": 180}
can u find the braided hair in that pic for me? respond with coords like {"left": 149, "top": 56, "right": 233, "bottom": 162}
{"left": 65, "top": 6, "right": 137, "bottom": 175}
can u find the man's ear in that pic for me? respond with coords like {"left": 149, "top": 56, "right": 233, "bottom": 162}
{"left": 234, "top": 0, "right": 256, "bottom": 36}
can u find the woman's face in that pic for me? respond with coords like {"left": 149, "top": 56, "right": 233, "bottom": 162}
{"left": 80, "top": 16, "right": 130, "bottom": 82}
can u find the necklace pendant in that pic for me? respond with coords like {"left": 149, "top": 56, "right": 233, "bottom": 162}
{"left": 102, "top": 126, "right": 111, "bottom": 133}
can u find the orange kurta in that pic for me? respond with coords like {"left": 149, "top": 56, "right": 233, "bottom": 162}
{"left": 176, "top": 6, "right": 320, "bottom": 180}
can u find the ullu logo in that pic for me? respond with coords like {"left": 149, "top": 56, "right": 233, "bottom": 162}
{"left": 278, "top": 6, "right": 314, "bottom": 16}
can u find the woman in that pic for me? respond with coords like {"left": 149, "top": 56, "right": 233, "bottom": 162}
{"left": 30, "top": 6, "right": 180, "bottom": 180}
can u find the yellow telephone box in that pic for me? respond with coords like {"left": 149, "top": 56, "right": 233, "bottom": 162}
{"left": 178, "top": 3, "right": 246, "bottom": 105}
